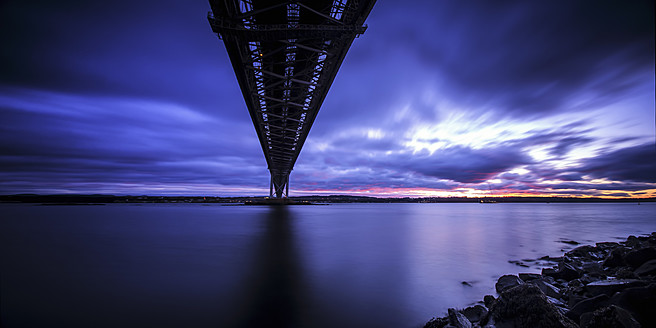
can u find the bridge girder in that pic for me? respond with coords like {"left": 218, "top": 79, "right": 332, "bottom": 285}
{"left": 208, "top": 0, "right": 376, "bottom": 197}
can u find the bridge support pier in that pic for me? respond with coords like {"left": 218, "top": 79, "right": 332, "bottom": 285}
{"left": 269, "top": 172, "right": 290, "bottom": 198}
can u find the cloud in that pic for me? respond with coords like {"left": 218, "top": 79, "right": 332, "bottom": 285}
{"left": 357, "top": 0, "right": 654, "bottom": 118}
{"left": 578, "top": 143, "right": 656, "bottom": 183}
{"left": 0, "top": 0, "right": 653, "bottom": 197}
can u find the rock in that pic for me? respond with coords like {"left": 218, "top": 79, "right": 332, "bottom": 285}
{"left": 561, "top": 240, "right": 580, "bottom": 245}
{"left": 615, "top": 267, "right": 638, "bottom": 279}
{"left": 596, "top": 242, "right": 620, "bottom": 251}
{"left": 490, "top": 284, "right": 577, "bottom": 328}
{"left": 603, "top": 247, "right": 627, "bottom": 267}
{"left": 581, "top": 261, "right": 605, "bottom": 276}
{"left": 461, "top": 305, "right": 488, "bottom": 323}
{"left": 625, "top": 235, "right": 641, "bottom": 248}
{"left": 424, "top": 316, "right": 449, "bottom": 328}
{"left": 448, "top": 308, "right": 472, "bottom": 328}
{"left": 542, "top": 267, "right": 557, "bottom": 276}
{"left": 547, "top": 295, "right": 566, "bottom": 307}
{"left": 566, "top": 294, "right": 610, "bottom": 323}
{"left": 567, "top": 245, "right": 601, "bottom": 259}
{"left": 579, "top": 311, "right": 594, "bottom": 326}
{"left": 519, "top": 273, "right": 542, "bottom": 282}
{"left": 585, "top": 279, "right": 646, "bottom": 297}
{"left": 609, "top": 283, "right": 656, "bottom": 327}
{"left": 545, "top": 262, "right": 580, "bottom": 281}
{"left": 624, "top": 247, "right": 656, "bottom": 268}
{"left": 495, "top": 274, "right": 524, "bottom": 293}
{"left": 461, "top": 281, "right": 473, "bottom": 287}
{"left": 567, "top": 279, "right": 583, "bottom": 288}
{"left": 531, "top": 279, "right": 562, "bottom": 299}
{"left": 483, "top": 295, "right": 496, "bottom": 309}
{"left": 634, "top": 258, "right": 656, "bottom": 276}
{"left": 580, "top": 305, "right": 641, "bottom": 328}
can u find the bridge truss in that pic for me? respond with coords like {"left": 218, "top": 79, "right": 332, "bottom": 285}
{"left": 208, "top": 0, "right": 376, "bottom": 197}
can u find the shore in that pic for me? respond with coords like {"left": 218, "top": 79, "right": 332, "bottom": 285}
{"left": 424, "top": 233, "right": 656, "bottom": 328}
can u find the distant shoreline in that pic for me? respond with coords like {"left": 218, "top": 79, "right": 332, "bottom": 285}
{"left": 1, "top": 194, "right": 654, "bottom": 204}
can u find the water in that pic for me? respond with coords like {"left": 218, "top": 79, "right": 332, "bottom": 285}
{"left": 1, "top": 203, "right": 654, "bottom": 327}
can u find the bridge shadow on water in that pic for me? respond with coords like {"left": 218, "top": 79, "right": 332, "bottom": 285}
{"left": 227, "top": 206, "right": 308, "bottom": 328}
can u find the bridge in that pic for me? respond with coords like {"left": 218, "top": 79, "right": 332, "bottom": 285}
{"left": 208, "top": 0, "right": 376, "bottom": 198}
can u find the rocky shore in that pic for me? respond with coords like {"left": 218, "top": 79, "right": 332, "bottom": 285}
{"left": 424, "top": 233, "right": 656, "bottom": 328}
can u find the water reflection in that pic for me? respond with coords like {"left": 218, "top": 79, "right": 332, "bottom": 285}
{"left": 228, "top": 206, "right": 307, "bottom": 328}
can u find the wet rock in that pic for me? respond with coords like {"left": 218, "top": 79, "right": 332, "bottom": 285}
{"left": 585, "top": 279, "right": 646, "bottom": 297}
{"left": 581, "top": 262, "right": 605, "bottom": 276}
{"left": 495, "top": 274, "right": 524, "bottom": 293}
{"left": 423, "top": 233, "right": 656, "bottom": 328}
{"left": 567, "top": 279, "right": 583, "bottom": 289}
{"left": 547, "top": 295, "right": 567, "bottom": 307}
{"left": 580, "top": 305, "right": 641, "bottom": 328}
{"left": 461, "top": 281, "right": 473, "bottom": 287}
{"left": 625, "top": 236, "right": 641, "bottom": 248}
{"left": 545, "top": 262, "right": 580, "bottom": 281}
{"left": 567, "top": 245, "right": 601, "bottom": 259}
{"left": 561, "top": 240, "right": 580, "bottom": 245}
{"left": 609, "top": 283, "right": 656, "bottom": 327}
{"left": 542, "top": 267, "right": 557, "bottom": 276}
{"left": 615, "top": 267, "right": 638, "bottom": 279}
{"left": 448, "top": 308, "right": 472, "bottom": 328}
{"left": 483, "top": 295, "right": 496, "bottom": 309}
{"left": 565, "top": 294, "right": 610, "bottom": 323}
{"left": 624, "top": 247, "right": 656, "bottom": 268}
{"left": 634, "top": 259, "right": 656, "bottom": 276}
{"left": 461, "top": 305, "right": 488, "bottom": 323}
{"left": 424, "top": 316, "right": 448, "bottom": 328}
{"left": 518, "top": 273, "right": 542, "bottom": 282}
{"left": 490, "top": 284, "right": 577, "bottom": 328}
{"left": 596, "top": 242, "right": 621, "bottom": 251}
{"left": 531, "top": 279, "right": 561, "bottom": 299}
{"left": 603, "top": 247, "right": 627, "bottom": 267}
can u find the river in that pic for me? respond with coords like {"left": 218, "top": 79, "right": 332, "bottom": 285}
{"left": 1, "top": 202, "right": 654, "bottom": 327}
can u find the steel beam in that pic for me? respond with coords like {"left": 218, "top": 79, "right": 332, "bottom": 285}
{"left": 208, "top": 0, "right": 376, "bottom": 198}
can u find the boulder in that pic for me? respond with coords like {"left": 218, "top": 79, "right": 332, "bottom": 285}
{"left": 624, "top": 247, "right": 656, "bottom": 268}
{"left": 447, "top": 308, "right": 472, "bottom": 328}
{"left": 544, "top": 262, "right": 580, "bottom": 281}
{"left": 634, "top": 258, "right": 656, "bottom": 276}
{"left": 596, "top": 242, "right": 620, "bottom": 251}
{"left": 565, "top": 294, "right": 610, "bottom": 323}
{"left": 519, "top": 273, "right": 542, "bottom": 282}
{"left": 490, "top": 284, "right": 577, "bottom": 328}
{"left": 625, "top": 235, "right": 641, "bottom": 248}
{"left": 483, "top": 295, "right": 496, "bottom": 309}
{"left": 567, "top": 245, "right": 602, "bottom": 260}
{"left": 495, "top": 274, "right": 524, "bottom": 293}
{"left": 581, "top": 261, "right": 605, "bottom": 276}
{"left": 603, "top": 247, "right": 627, "bottom": 267}
{"left": 580, "top": 305, "right": 641, "bottom": 328}
{"left": 609, "top": 283, "right": 656, "bottom": 327}
{"left": 461, "top": 305, "right": 488, "bottom": 324}
{"left": 423, "top": 316, "right": 448, "bottom": 328}
{"left": 531, "top": 279, "right": 561, "bottom": 299}
{"left": 585, "top": 279, "right": 646, "bottom": 297}
{"left": 615, "top": 267, "right": 638, "bottom": 279}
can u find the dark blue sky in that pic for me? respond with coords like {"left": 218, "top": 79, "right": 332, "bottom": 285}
{"left": 1, "top": 0, "right": 654, "bottom": 197}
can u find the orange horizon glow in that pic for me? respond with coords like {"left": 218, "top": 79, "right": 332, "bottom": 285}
{"left": 290, "top": 187, "right": 656, "bottom": 199}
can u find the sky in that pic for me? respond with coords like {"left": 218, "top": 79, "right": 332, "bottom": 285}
{"left": 1, "top": 0, "right": 654, "bottom": 198}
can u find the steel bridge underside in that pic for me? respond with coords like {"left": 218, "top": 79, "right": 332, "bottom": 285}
{"left": 208, "top": 0, "right": 375, "bottom": 198}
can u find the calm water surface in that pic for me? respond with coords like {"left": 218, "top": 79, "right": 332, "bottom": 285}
{"left": 1, "top": 203, "right": 655, "bottom": 327}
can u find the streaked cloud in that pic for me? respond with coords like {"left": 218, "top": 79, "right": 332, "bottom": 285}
{"left": 0, "top": 0, "right": 653, "bottom": 197}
